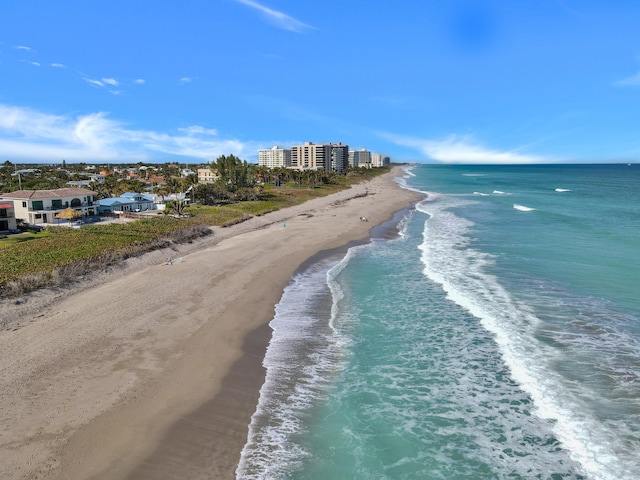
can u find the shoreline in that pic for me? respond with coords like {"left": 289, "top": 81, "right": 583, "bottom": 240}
{"left": 0, "top": 168, "right": 422, "bottom": 480}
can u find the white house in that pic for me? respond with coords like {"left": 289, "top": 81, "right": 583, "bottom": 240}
{"left": 0, "top": 201, "right": 18, "bottom": 233}
{"left": 0, "top": 188, "right": 97, "bottom": 225}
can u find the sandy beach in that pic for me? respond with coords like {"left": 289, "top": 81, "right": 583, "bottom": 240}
{"left": 0, "top": 168, "right": 421, "bottom": 480}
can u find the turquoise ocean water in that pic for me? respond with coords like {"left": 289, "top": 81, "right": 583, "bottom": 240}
{"left": 237, "top": 164, "right": 640, "bottom": 480}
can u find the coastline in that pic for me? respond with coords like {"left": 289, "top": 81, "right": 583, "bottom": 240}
{"left": 0, "top": 167, "right": 421, "bottom": 480}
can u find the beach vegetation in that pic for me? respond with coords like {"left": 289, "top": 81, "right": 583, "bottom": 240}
{"left": 0, "top": 162, "right": 390, "bottom": 298}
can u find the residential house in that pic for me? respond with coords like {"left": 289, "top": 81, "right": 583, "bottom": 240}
{"left": 94, "top": 192, "right": 156, "bottom": 214}
{"left": 0, "top": 201, "right": 18, "bottom": 233}
{"left": 0, "top": 188, "right": 97, "bottom": 225}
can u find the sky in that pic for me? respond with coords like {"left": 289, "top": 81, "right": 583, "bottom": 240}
{"left": 2, "top": 0, "right": 640, "bottom": 165}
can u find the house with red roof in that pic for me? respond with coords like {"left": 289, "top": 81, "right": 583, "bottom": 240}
{"left": 0, "top": 201, "right": 17, "bottom": 233}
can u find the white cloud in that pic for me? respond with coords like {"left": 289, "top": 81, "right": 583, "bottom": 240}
{"left": 51, "top": 63, "right": 66, "bottom": 68}
{"left": 615, "top": 71, "right": 640, "bottom": 86}
{"left": 179, "top": 77, "right": 192, "bottom": 84}
{"left": 83, "top": 78, "right": 104, "bottom": 87}
{"left": 0, "top": 103, "right": 253, "bottom": 163}
{"left": 178, "top": 126, "right": 218, "bottom": 136}
{"left": 134, "top": 78, "right": 145, "bottom": 84}
{"left": 382, "top": 133, "right": 549, "bottom": 164}
{"left": 234, "top": 0, "right": 314, "bottom": 32}
{"left": 30, "top": 61, "right": 41, "bottom": 67}
{"left": 14, "top": 45, "right": 33, "bottom": 52}
{"left": 102, "top": 77, "right": 119, "bottom": 86}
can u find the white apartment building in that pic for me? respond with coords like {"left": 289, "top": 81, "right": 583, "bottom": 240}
{"left": 371, "top": 153, "right": 391, "bottom": 167}
{"left": 258, "top": 146, "right": 292, "bottom": 168}
{"left": 349, "top": 149, "right": 372, "bottom": 168}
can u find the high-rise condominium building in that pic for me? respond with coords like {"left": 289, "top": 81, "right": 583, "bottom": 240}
{"left": 290, "top": 142, "right": 332, "bottom": 170}
{"left": 330, "top": 142, "right": 349, "bottom": 173}
{"left": 371, "top": 153, "right": 390, "bottom": 167}
{"left": 349, "top": 149, "right": 372, "bottom": 168}
{"left": 258, "top": 146, "right": 292, "bottom": 168}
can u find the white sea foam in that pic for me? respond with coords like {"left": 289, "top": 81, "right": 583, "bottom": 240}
{"left": 236, "top": 257, "right": 349, "bottom": 479}
{"left": 237, "top": 230, "right": 405, "bottom": 479}
{"left": 492, "top": 190, "right": 506, "bottom": 194}
{"left": 415, "top": 195, "right": 639, "bottom": 480}
{"left": 473, "top": 191, "right": 489, "bottom": 196}
{"left": 513, "top": 204, "right": 535, "bottom": 212}
{"left": 396, "top": 166, "right": 429, "bottom": 196}
{"left": 555, "top": 188, "right": 571, "bottom": 192}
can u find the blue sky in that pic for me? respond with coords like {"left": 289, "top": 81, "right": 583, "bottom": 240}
{"left": 2, "top": 0, "right": 640, "bottom": 165}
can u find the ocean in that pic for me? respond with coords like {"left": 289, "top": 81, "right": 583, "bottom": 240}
{"left": 236, "top": 164, "right": 640, "bottom": 480}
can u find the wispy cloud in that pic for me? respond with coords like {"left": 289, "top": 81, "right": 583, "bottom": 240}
{"left": 134, "top": 78, "right": 145, "bottom": 85}
{"left": 179, "top": 77, "right": 192, "bottom": 84}
{"left": 83, "top": 78, "right": 104, "bottom": 88}
{"left": 381, "top": 133, "right": 549, "bottom": 164}
{"left": 83, "top": 76, "right": 125, "bottom": 91}
{"left": 0, "top": 103, "right": 254, "bottom": 163}
{"left": 14, "top": 45, "right": 34, "bottom": 52}
{"left": 178, "top": 126, "right": 218, "bottom": 136}
{"left": 51, "top": 63, "right": 66, "bottom": 68}
{"left": 615, "top": 71, "right": 640, "bottom": 87}
{"left": 234, "top": 0, "right": 314, "bottom": 32}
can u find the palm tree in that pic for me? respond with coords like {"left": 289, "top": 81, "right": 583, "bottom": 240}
{"left": 182, "top": 174, "right": 198, "bottom": 203}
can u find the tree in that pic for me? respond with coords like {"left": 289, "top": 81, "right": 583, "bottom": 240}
{"left": 213, "top": 154, "right": 251, "bottom": 191}
{"left": 193, "top": 183, "right": 230, "bottom": 205}
{"left": 165, "top": 199, "right": 187, "bottom": 217}
{"left": 183, "top": 173, "right": 198, "bottom": 203}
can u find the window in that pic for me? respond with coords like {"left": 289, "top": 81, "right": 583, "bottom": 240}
{"left": 52, "top": 199, "right": 63, "bottom": 209}
{"left": 32, "top": 200, "right": 43, "bottom": 210}
{"left": 22, "top": 201, "right": 27, "bottom": 208}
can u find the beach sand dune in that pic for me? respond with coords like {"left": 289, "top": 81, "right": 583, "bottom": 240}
{"left": 0, "top": 168, "right": 421, "bottom": 480}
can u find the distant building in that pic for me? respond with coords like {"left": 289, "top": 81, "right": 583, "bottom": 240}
{"left": 371, "top": 153, "right": 390, "bottom": 167}
{"left": 349, "top": 149, "right": 371, "bottom": 168}
{"left": 67, "top": 180, "right": 94, "bottom": 188}
{"left": 258, "top": 146, "right": 292, "bottom": 169}
{"left": 89, "top": 173, "right": 105, "bottom": 183}
{"left": 0, "top": 188, "right": 97, "bottom": 225}
{"left": 11, "top": 169, "right": 39, "bottom": 177}
{"left": 197, "top": 168, "right": 218, "bottom": 184}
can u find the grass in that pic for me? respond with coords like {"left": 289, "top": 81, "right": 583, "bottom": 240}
{"left": 0, "top": 167, "right": 389, "bottom": 298}
{"left": 0, "top": 231, "right": 53, "bottom": 247}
